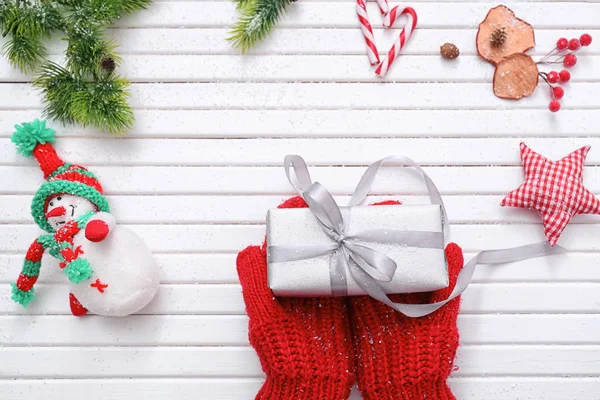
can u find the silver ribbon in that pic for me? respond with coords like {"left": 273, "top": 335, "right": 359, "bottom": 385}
{"left": 269, "top": 180, "right": 445, "bottom": 296}
{"left": 272, "top": 155, "right": 566, "bottom": 317}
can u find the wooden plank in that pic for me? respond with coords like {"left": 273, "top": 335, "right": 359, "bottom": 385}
{"left": 4, "top": 165, "right": 600, "bottom": 195}
{"left": 3, "top": 82, "right": 600, "bottom": 110}
{"left": 11, "top": 28, "right": 595, "bottom": 56}
{"left": 1, "top": 283, "right": 599, "bottom": 315}
{"left": 447, "top": 378, "right": 600, "bottom": 400}
{"left": 1, "top": 378, "right": 599, "bottom": 400}
{"left": 2, "top": 250, "right": 599, "bottom": 285}
{"left": 1, "top": 314, "right": 599, "bottom": 346}
{"left": 154, "top": 0, "right": 600, "bottom": 2}
{"left": 159, "top": 0, "right": 594, "bottom": 2}
{"left": 4, "top": 138, "right": 600, "bottom": 166}
{"left": 1, "top": 55, "right": 598, "bottom": 83}
{"left": 5, "top": 223, "right": 600, "bottom": 252}
{"left": 2, "top": 109, "right": 600, "bottom": 138}
{"left": 103, "top": 28, "right": 600, "bottom": 55}
{"left": 114, "top": 3, "right": 600, "bottom": 29}
{"left": 5, "top": 194, "right": 600, "bottom": 225}
{"left": 0, "top": 253, "right": 237, "bottom": 284}
{"left": 1, "top": 345, "right": 599, "bottom": 378}
{"left": 0, "top": 194, "right": 581, "bottom": 223}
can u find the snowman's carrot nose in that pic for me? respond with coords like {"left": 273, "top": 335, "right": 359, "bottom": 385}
{"left": 46, "top": 206, "right": 66, "bottom": 218}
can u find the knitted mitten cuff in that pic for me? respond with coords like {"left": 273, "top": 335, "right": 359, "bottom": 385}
{"left": 257, "top": 373, "right": 355, "bottom": 400}
{"left": 398, "top": 380, "right": 455, "bottom": 400}
{"left": 360, "top": 379, "right": 454, "bottom": 400}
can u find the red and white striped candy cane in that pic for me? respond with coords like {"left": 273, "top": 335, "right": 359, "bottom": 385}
{"left": 375, "top": 6, "right": 418, "bottom": 77}
{"left": 356, "top": 0, "right": 380, "bottom": 65}
{"left": 375, "top": 0, "right": 389, "bottom": 15}
{"left": 356, "top": 0, "right": 391, "bottom": 65}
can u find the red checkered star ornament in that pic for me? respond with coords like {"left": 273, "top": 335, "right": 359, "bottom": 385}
{"left": 501, "top": 143, "right": 600, "bottom": 246}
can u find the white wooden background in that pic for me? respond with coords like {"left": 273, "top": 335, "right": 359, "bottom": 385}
{"left": 1, "top": 1, "right": 600, "bottom": 399}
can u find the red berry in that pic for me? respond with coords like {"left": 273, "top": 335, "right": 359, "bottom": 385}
{"left": 547, "top": 71, "right": 559, "bottom": 83}
{"left": 580, "top": 33, "right": 592, "bottom": 46}
{"left": 557, "top": 38, "right": 568, "bottom": 50}
{"left": 553, "top": 86, "right": 564, "bottom": 100}
{"left": 549, "top": 100, "right": 561, "bottom": 112}
{"left": 568, "top": 38, "right": 581, "bottom": 51}
{"left": 559, "top": 70, "right": 571, "bottom": 82}
{"left": 564, "top": 54, "right": 577, "bottom": 67}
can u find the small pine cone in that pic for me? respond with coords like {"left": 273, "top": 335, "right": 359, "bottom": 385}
{"left": 490, "top": 28, "right": 507, "bottom": 47}
{"left": 440, "top": 43, "right": 460, "bottom": 59}
{"left": 100, "top": 57, "right": 116, "bottom": 74}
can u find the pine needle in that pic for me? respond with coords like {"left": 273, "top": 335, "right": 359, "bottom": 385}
{"left": 228, "top": 0, "right": 292, "bottom": 53}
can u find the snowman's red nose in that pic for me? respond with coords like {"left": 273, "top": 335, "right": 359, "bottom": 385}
{"left": 46, "top": 206, "right": 66, "bottom": 218}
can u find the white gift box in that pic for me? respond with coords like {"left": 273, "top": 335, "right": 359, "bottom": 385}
{"left": 267, "top": 204, "right": 448, "bottom": 297}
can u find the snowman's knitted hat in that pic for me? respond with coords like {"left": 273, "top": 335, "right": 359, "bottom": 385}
{"left": 11, "top": 120, "right": 110, "bottom": 233}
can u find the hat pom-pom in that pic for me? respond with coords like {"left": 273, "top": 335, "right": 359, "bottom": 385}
{"left": 11, "top": 119, "right": 56, "bottom": 157}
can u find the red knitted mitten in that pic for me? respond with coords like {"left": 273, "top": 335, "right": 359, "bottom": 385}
{"left": 349, "top": 243, "right": 465, "bottom": 400}
{"left": 237, "top": 196, "right": 356, "bottom": 400}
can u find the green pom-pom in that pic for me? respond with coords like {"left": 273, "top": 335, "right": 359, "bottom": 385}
{"left": 11, "top": 119, "right": 56, "bottom": 157}
{"left": 63, "top": 258, "right": 93, "bottom": 284}
{"left": 11, "top": 283, "right": 35, "bottom": 308}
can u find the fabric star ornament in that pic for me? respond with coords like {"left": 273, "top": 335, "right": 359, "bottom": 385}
{"left": 501, "top": 143, "right": 600, "bottom": 246}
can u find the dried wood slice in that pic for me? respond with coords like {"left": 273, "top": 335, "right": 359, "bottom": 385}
{"left": 476, "top": 5, "right": 536, "bottom": 65}
{"left": 493, "top": 53, "right": 539, "bottom": 100}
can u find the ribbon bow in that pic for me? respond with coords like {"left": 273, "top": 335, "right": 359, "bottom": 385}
{"left": 270, "top": 155, "right": 566, "bottom": 318}
{"left": 296, "top": 180, "right": 432, "bottom": 295}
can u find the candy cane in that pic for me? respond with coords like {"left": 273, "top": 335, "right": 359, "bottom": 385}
{"left": 375, "top": 0, "right": 389, "bottom": 15}
{"left": 356, "top": 0, "right": 380, "bottom": 65}
{"left": 375, "top": 6, "right": 418, "bottom": 77}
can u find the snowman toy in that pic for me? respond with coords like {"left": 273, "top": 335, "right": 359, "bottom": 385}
{"left": 10, "top": 120, "right": 159, "bottom": 317}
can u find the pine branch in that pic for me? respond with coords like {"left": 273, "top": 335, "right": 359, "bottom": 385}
{"left": 61, "top": 0, "right": 120, "bottom": 27}
{"left": 0, "top": 0, "right": 10, "bottom": 21}
{"left": 35, "top": 62, "right": 134, "bottom": 135}
{"left": 59, "top": 0, "right": 152, "bottom": 21}
{"left": 70, "top": 76, "right": 134, "bottom": 135}
{"left": 2, "top": 1, "right": 60, "bottom": 38}
{"left": 0, "top": 1, "right": 18, "bottom": 35}
{"left": 234, "top": 0, "right": 257, "bottom": 11}
{"left": 120, "top": 0, "right": 152, "bottom": 13}
{"left": 34, "top": 61, "right": 80, "bottom": 123}
{"left": 228, "top": 0, "right": 292, "bottom": 53}
{"left": 65, "top": 26, "right": 120, "bottom": 77}
{"left": 1, "top": 0, "right": 149, "bottom": 134}
{"left": 2, "top": 34, "right": 46, "bottom": 71}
